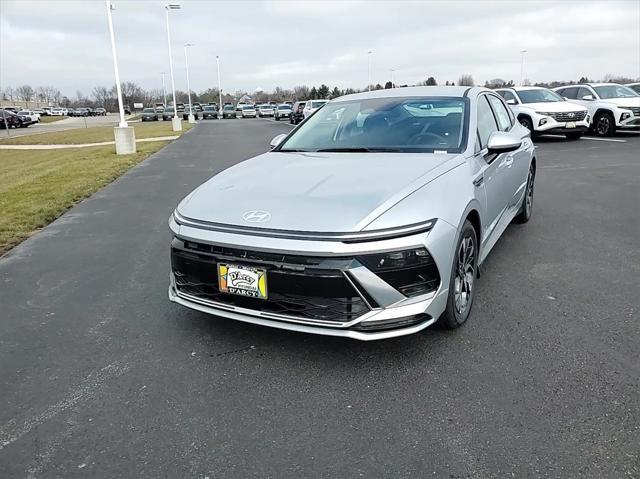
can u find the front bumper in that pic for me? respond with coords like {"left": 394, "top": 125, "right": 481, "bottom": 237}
{"left": 242, "top": 112, "right": 257, "bottom": 117}
{"left": 168, "top": 215, "right": 457, "bottom": 340}
{"left": 617, "top": 112, "right": 640, "bottom": 128}
{"left": 533, "top": 115, "right": 589, "bottom": 133}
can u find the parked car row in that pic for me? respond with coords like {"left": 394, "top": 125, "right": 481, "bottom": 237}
{"left": 0, "top": 108, "right": 36, "bottom": 129}
{"left": 495, "top": 82, "right": 640, "bottom": 138}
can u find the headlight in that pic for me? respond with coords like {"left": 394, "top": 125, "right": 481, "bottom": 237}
{"left": 358, "top": 247, "right": 441, "bottom": 297}
{"left": 535, "top": 112, "right": 551, "bottom": 116}
{"left": 621, "top": 112, "right": 631, "bottom": 121}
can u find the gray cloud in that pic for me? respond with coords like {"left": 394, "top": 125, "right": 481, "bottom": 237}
{"left": 1, "top": 0, "right": 639, "bottom": 97}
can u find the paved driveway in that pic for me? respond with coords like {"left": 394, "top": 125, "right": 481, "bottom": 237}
{"left": 0, "top": 120, "right": 638, "bottom": 478}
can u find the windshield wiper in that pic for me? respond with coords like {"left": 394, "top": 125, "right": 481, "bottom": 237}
{"left": 316, "top": 147, "right": 402, "bottom": 152}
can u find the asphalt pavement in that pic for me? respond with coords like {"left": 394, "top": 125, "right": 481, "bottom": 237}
{"left": 1, "top": 114, "right": 131, "bottom": 139}
{"left": 0, "top": 120, "right": 638, "bottom": 478}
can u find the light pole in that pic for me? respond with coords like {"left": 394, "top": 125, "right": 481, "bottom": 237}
{"left": 161, "top": 72, "right": 167, "bottom": 107}
{"left": 105, "top": 0, "right": 135, "bottom": 154}
{"left": 165, "top": 3, "right": 181, "bottom": 132}
{"left": 520, "top": 49, "right": 527, "bottom": 86}
{"left": 183, "top": 42, "right": 195, "bottom": 123}
{"left": 216, "top": 55, "right": 223, "bottom": 118}
{"left": 367, "top": 50, "right": 373, "bottom": 91}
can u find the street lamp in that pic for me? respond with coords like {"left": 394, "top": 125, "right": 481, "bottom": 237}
{"left": 183, "top": 42, "right": 195, "bottom": 123}
{"left": 161, "top": 72, "right": 167, "bottom": 107}
{"left": 216, "top": 55, "right": 223, "bottom": 118}
{"left": 165, "top": 3, "right": 182, "bottom": 132}
{"left": 105, "top": 0, "right": 135, "bottom": 154}
{"left": 520, "top": 49, "right": 528, "bottom": 86}
{"left": 367, "top": 50, "right": 373, "bottom": 91}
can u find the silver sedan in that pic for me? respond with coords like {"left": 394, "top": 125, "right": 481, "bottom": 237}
{"left": 169, "top": 87, "right": 536, "bottom": 340}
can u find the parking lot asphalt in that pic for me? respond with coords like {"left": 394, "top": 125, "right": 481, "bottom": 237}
{"left": 0, "top": 120, "right": 638, "bottom": 478}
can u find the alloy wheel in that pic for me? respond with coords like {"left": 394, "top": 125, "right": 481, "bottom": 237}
{"left": 525, "top": 165, "right": 535, "bottom": 217}
{"left": 596, "top": 116, "right": 610, "bottom": 136}
{"left": 454, "top": 235, "right": 475, "bottom": 316}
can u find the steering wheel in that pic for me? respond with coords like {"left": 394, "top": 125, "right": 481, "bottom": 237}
{"left": 410, "top": 131, "right": 447, "bottom": 145}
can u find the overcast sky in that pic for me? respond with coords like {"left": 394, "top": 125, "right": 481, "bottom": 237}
{"left": 1, "top": 0, "right": 639, "bottom": 97}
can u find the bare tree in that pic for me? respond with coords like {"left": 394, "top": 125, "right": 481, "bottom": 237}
{"left": 458, "top": 74, "right": 475, "bottom": 86}
{"left": 16, "top": 84, "right": 35, "bottom": 103}
{"left": 92, "top": 86, "right": 111, "bottom": 109}
{"left": 2, "top": 86, "right": 15, "bottom": 101}
{"left": 293, "top": 85, "right": 310, "bottom": 100}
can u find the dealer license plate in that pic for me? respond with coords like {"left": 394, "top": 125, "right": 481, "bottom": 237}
{"left": 218, "top": 264, "right": 268, "bottom": 300}
{"left": 566, "top": 122, "right": 576, "bottom": 128}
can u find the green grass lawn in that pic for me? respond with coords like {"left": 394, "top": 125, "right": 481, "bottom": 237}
{"left": 0, "top": 120, "right": 193, "bottom": 145}
{"left": 38, "top": 116, "right": 67, "bottom": 123}
{"left": 0, "top": 129, "right": 189, "bottom": 253}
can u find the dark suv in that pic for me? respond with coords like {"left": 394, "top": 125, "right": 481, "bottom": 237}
{"left": 290, "top": 101, "right": 306, "bottom": 124}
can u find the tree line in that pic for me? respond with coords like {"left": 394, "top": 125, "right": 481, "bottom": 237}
{"left": 2, "top": 72, "right": 636, "bottom": 109}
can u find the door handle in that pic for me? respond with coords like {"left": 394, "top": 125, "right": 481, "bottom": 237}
{"left": 473, "top": 176, "right": 484, "bottom": 187}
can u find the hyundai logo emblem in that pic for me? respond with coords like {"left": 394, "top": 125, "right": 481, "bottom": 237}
{"left": 568, "top": 112, "right": 575, "bottom": 118}
{"left": 242, "top": 210, "right": 271, "bottom": 223}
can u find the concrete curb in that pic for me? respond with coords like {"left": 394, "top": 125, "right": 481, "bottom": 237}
{"left": 0, "top": 135, "right": 179, "bottom": 150}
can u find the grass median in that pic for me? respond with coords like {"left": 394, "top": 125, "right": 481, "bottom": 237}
{"left": 0, "top": 122, "right": 193, "bottom": 254}
{"left": 38, "top": 116, "right": 67, "bottom": 123}
{"left": 0, "top": 120, "right": 192, "bottom": 145}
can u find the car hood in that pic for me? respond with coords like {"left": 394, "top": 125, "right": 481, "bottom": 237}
{"left": 177, "top": 151, "right": 461, "bottom": 232}
{"left": 521, "top": 101, "right": 587, "bottom": 112}
{"left": 599, "top": 97, "right": 640, "bottom": 108}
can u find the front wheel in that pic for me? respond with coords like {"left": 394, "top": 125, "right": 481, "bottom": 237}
{"left": 519, "top": 116, "right": 534, "bottom": 133}
{"left": 438, "top": 220, "right": 478, "bottom": 329}
{"left": 593, "top": 112, "right": 615, "bottom": 137}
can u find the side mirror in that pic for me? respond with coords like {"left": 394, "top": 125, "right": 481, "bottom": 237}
{"left": 582, "top": 95, "right": 594, "bottom": 101}
{"left": 563, "top": 97, "right": 569, "bottom": 100}
{"left": 269, "top": 133, "right": 287, "bottom": 149}
{"left": 487, "top": 131, "right": 522, "bottom": 154}
{"left": 506, "top": 99, "right": 517, "bottom": 105}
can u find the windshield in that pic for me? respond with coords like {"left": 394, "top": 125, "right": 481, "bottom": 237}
{"left": 18, "top": 111, "right": 29, "bottom": 115}
{"left": 165, "top": 107, "right": 174, "bottom": 113}
{"left": 517, "top": 89, "right": 563, "bottom": 103}
{"left": 278, "top": 105, "right": 290, "bottom": 109}
{"left": 593, "top": 85, "right": 638, "bottom": 99}
{"left": 310, "top": 101, "right": 328, "bottom": 108}
{"left": 143, "top": 108, "right": 155, "bottom": 112}
{"left": 204, "top": 106, "right": 217, "bottom": 111}
{"left": 279, "top": 97, "right": 468, "bottom": 153}
{"left": 243, "top": 105, "right": 255, "bottom": 110}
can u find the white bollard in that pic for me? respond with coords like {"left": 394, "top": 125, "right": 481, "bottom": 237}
{"left": 188, "top": 114, "right": 196, "bottom": 124}
{"left": 171, "top": 117, "right": 182, "bottom": 132}
{"left": 114, "top": 126, "right": 136, "bottom": 155}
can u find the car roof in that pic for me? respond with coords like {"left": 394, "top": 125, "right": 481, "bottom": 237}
{"left": 333, "top": 86, "right": 483, "bottom": 103}
{"left": 496, "top": 86, "right": 548, "bottom": 92}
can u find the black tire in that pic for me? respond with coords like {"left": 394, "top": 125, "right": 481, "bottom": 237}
{"left": 514, "top": 161, "right": 535, "bottom": 224}
{"left": 519, "top": 116, "right": 534, "bottom": 133}
{"left": 565, "top": 132, "right": 582, "bottom": 140}
{"left": 438, "top": 220, "right": 478, "bottom": 329}
{"left": 593, "top": 112, "right": 615, "bottom": 137}
{"left": 275, "top": 116, "right": 279, "bottom": 121}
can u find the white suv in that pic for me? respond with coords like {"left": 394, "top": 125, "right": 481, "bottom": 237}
{"left": 553, "top": 83, "right": 640, "bottom": 136}
{"left": 496, "top": 86, "right": 589, "bottom": 140}
{"left": 303, "top": 99, "right": 329, "bottom": 118}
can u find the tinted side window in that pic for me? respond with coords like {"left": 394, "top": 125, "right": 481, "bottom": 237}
{"left": 561, "top": 88, "right": 578, "bottom": 99}
{"left": 487, "top": 95, "right": 513, "bottom": 132}
{"left": 498, "top": 90, "right": 518, "bottom": 104}
{"left": 477, "top": 95, "right": 499, "bottom": 150}
{"left": 577, "top": 87, "right": 592, "bottom": 100}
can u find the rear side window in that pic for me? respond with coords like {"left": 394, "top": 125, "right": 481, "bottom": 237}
{"left": 487, "top": 95, "right": 512, "bottom": 132}
{"left": 560, "top": 87, "right": 578, "bottom": 99}
{"left": 577, "top": 87, "right": 593, "bottom": 100}
{"left": 498, "top": 90, "right": 518, "bottom": 104}
{"left": 477, "top": 95, "right": 499, "bottom": 150}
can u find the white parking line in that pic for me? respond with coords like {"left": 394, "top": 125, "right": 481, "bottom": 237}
{"left": 581, "top": 136, "right": 627, "bottom": 143}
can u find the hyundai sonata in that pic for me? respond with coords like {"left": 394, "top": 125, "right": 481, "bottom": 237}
{"left": 169, "top": 87, "right": 536, "bottom": 340}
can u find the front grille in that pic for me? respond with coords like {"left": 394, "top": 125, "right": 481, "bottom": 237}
{"left": 628, "top": 107, "right": 640, "bottom": 117}
{"left": 548, "top": 111, "right": 587, "bottom": 122}
{"left": 171, "top": 240, "right": 370, "bottom": 323}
